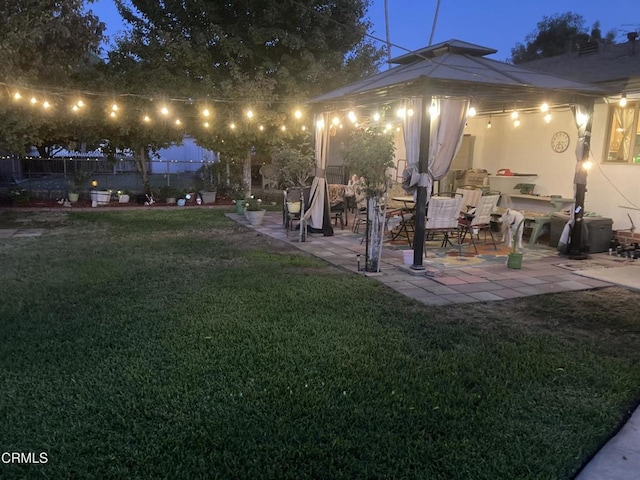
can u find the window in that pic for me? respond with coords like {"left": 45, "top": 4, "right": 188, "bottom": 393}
{"left": 605, "top": 103, "right": 640, "bottom": 164}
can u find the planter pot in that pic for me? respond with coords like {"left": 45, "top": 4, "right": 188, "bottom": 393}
{"left": 118, "top": 194, "right": 130, "bottom": 203}
{"left": 235, "top": 201, "right": 246, "bottom": 214}
{"left": 90, "top": 190, "right": 111, "bottom": 205}
{"left": 245, "top": 209, "right": 266, "bottom": 226}
{"left": 200, "top": 191, "right": 217, "bottom": 204}
{"left": 68, "top": 192, "right": 79, "bottom": 203}
{"left": 507, "top": 252, "right": 523, "bottom": 269}
{"left": 166, "top": 197, "right": 177, "bottom": 205}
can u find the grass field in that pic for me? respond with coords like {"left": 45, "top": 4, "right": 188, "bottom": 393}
{"left": 1, "top": 208, "right": 639, "bottom": 479}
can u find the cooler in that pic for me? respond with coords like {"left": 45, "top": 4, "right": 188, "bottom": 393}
{"left": 549, "top": 213, "right": 613, "bottom": 253}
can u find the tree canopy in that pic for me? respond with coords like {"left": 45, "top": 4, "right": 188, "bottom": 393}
{"left": 0, "top": 0, "right": 107, "bottom": 154}
{"left": 509, "top": 12, "right": 616, "bottom": 64}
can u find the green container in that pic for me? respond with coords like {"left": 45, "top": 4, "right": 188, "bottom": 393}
{"left": 507, "top": 252, "right": 523, "bottom": 269}
{"left": 235, "top": 201, "right": 246, "bottom": 214}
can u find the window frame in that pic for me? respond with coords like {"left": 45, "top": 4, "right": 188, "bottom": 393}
{"left": 604, "top": 102, "right": 640, "bottom": 164}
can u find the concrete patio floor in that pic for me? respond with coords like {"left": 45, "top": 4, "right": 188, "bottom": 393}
{"left": 231, "top": 211, "right": 640, "bottom": 305}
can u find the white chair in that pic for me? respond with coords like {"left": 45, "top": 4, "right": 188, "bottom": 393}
{"left": 260, "top": 164, "right": 279, "bottom": 189}
{"left": 458, "top": 194, "right": 500, "bottom": 253}
{"left": 455, "top": 187, "right": 482, "bottom": 213}
{"left": 425, "top": 196, "right": 464, "bottom": 255}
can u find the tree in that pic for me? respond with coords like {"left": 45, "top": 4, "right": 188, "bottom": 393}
{"left": 509, "top": 12, "right": 616, "bottom": 64}
{"left": 0, "top": 0, "right": 107, "bottom": 154}
{"left": 110, "top": 0, "right": 384, "bottom": 195}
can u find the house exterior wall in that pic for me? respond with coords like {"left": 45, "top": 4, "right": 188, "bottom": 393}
{"left": 463, "top": 104, "right": 640, "bottom": 230}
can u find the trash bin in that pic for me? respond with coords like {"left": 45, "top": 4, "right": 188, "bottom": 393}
{"left": 550, "top": 213, "right": 613, "bottom": 253}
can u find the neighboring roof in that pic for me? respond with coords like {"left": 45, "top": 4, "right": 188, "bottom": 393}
{"left": 521, "top": 40, "right": 640, "bottom": 92}
{"left": 308, "top": 39, "right": 605, "bottom": 113}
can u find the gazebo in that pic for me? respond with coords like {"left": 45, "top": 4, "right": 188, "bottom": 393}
{"left": 305, "top": 39, "right": 606, "bottom": 267}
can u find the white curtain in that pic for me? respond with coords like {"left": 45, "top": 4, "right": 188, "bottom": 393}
{"left": 573, "top": 102, "right": 593, "bottom": 186}
{"left": 402, "top": 97, "right": 425, "bottom": 194}
{"left": 427, "top": 97, "right": 470, "bottom": 201}
{"left": 304, "top": 112, "right": 330, "bottom": 229}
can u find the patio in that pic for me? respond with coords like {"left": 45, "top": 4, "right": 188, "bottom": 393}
{"left": 230, "top": 211, "right": 638, "bottom": 305}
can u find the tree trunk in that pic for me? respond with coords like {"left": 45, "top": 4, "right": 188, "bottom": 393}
{"left": 243, "top": 148, "right": 252, "bottom": 198}
{"left": 134, "top": 146, "right": 150, "bottom": 194}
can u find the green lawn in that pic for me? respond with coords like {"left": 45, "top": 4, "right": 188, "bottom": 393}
{"left": 1, "top": 209, "right": 639, "bottom": 479}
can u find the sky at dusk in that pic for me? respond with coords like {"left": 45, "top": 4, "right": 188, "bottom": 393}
{"left": 92, "top": 0, "right": 638, "bottom": 61}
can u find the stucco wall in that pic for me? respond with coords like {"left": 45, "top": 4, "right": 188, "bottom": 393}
{"left": 463, "top": 104, "right": 640, "bottom": 230}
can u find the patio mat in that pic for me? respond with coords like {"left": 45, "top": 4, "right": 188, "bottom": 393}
{"left": 554, "top": 261, "right": 611, "bottom": 271}
{"left": 421, "top": 242, "right": 511, "bottom": 269}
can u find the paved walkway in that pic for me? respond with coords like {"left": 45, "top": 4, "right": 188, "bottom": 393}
{"left": 234, "top": 211, "right": 639, "bottom": 305}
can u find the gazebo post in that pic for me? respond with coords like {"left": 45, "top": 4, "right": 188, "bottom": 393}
{"left": 569, "top": 101, "right": 594, "bottom": 260}
{"left": 411, "top": 97, "right": 432, "bottom": 269}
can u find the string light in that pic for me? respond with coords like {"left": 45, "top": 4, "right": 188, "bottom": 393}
{"left": 372, "top": 112, "right": 381, "bottom": 122}
{"left": 620, "top": 94, "right": 627, "bottom": 107}
{"left": 13, "top": 92, "right": 21, "bottom": 100}
{"left": 30, "top": 97, "right": 38, "bottom": 105}
{"left": 513, "top": 118, "right": 521, "bottom": 127}
{"left": 294, "top": 109, "right": 302, "bottom": 119}
{"left": 246, "top": 109, "right": 254, "bottom": 119}
{"left": 42, "top": 101, "right": 51, "bottom": 109}
{"left": 544, "top": 113, "right": 552, "bottom": 124}
{"left": 540, "top": 102, "right": 549, "bottom": 112}
{"left": 160, "top": 106, "right": 169, "bottom": 115}
{"left": 347, "top": 111, "right": 357, "bottom": 123}
{"left": 487, "top": 116, "right": 492, "bottom": 129}
{"left": 511, "top": 111, "right": 519, "bottom": 120}
{"left": 467, "top": 106, "right": 476, "bottom": 117}
{"left": 143, "top": 115, "right": 151, "bottom": 122}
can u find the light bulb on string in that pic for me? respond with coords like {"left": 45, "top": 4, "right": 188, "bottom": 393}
{"left": 161, "top": 106, "right": 169, "bottom": 116}
{"left": 467, "top": 106, "right": 477, "bottom": 117}
{"left": 511, "top": 110, "right": 518, "bottom": 120}
{"left": 246, "top": 109, "right": 254, "bottom": 120}
{"left": 540, "top": 102, "right": 549, "bottom": 112}
{"left": 294, "top": 109, "right": 302, "bottom": 119}
{"left": 347, "top": 111, "right": 357, "bottom": 123}
{"left": 13, "top": 92, "right": 21, "bottom": 100}
{"left": 30, "top": 97, "right": 38, "bottom": 105}
{"left": 372, "top": 112, "right": 381, "bottom": 122}
{"left": 259, "top": 125, "right": 264, "bottom": 131}
{"left": 203, "top": 121, "right": 210, "bottom": 128}
{"left": 514, "top": 118, "right": 521, "bottom": 127}
{"left": 544, "top": 113, "right": 552, "bottom": 124}
{"left": 202, "top": 108, "right": 210, "bottom": 117}
{"left": 143, "top": 115, "right": 151, "bottom": 123}
{"left": 42, "top": 101, "right": 51, "bottom": 109}
{"left": 620, "top": 94, "right": 627, "bottom": 107}
{"left": 281, "top": 125, "right": 287, "bottom": 132}
{"left": 487, "top": 117, "right": 492, "bottom": 129}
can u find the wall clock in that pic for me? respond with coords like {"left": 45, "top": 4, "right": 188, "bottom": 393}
{"left": 551, "top": 131, "right": 570, "bottom": 153}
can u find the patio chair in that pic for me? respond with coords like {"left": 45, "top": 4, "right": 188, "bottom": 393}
{"left": 283, "top": 187, "right": 310, "bottom": 237}
{"left": 424, "top": 195, "right": 464, "bottom": 255}
{"left": 455, "top": 187, "right": 482, "bottom": 213}
{"left": 328, "top": 184, "right": 348, "bottom": 229}
{"left": 458, "top": 194, "right": 500, "bottom": 253}
{"left": 260, "top": 164, "right": 279, "bottom": 190}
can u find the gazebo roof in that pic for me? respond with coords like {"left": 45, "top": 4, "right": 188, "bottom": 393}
{"left": 309, "top": 39, "right": 606, "bottom": 114}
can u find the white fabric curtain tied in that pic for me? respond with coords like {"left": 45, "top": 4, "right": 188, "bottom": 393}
{"left": 402, "top": 97, "right": 423, "bottom": 193}
{"left": 304, "top": 112, "right": 330, "bottom": 228}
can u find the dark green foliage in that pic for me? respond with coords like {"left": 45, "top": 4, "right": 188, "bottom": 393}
{"left": 510, "top": 12, "right": 617, "bottom": 64}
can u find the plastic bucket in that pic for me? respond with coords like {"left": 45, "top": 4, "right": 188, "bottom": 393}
{"left": 402, "top": 250, "right": 413, "bottom": 265}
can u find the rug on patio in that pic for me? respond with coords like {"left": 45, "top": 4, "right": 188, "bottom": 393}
{"left": 419, "top": 241, "right": 512, "bottom": 268}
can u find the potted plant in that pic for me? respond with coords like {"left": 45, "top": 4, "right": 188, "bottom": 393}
{"left": 159, "top": 186, "right": 182, "bottom": 205}
{"left": 244, "top": 196, "right": 265, "bottom": 225}
{"left": 117, "top": 189, "right": 131, "bottom": 203}
{"left": 507, "top": 218, "right": 526, "bottom": 269}
{"left": 194, "top": 164, "right": 217, "bottom": 204}
{"left": 68, "top": 171, "right": 89, "bottom": 203}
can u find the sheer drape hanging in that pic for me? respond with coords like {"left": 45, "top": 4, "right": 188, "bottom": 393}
{"left": 304, "top": 112, "right": 331, "bottom": 233}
